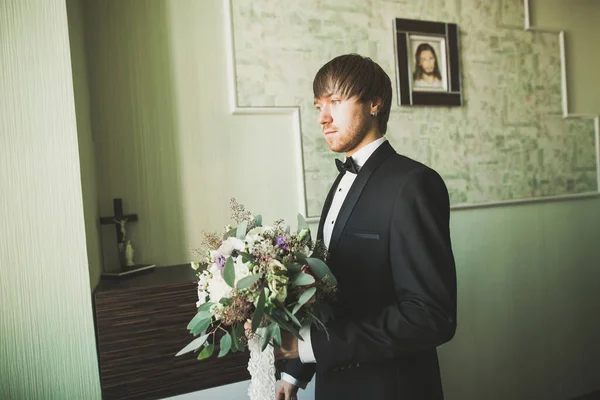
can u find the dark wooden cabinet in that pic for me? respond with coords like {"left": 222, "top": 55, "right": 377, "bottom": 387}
{"left": 93, "top": 265, "right": 250, "bottom": 400}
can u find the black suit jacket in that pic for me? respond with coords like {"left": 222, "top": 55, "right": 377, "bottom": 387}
{"left": 284, "top": 141, "right": 457, "bottom": 399}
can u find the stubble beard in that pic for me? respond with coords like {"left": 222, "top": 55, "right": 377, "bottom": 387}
{"left": 326, "top": 112, "right": 370, "bottom": 154}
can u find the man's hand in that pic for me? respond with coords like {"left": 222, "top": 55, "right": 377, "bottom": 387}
{"left": 276, "top": 380, "right": 299, "bottom": 400}
{"left": 274, "top": 330, "right": 299, "bottom": 360}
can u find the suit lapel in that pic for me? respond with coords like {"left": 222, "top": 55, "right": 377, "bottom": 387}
{"left": 317, "top": 171, "right": 345, "bottom": 241}
{"left": 328, "top": 141, "right": 395, "bottom": 252}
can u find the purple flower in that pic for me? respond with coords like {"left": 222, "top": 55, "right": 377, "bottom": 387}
{"left": 275, "top": 235, "right": 288, "bottom": 250}
{"left": 215, "top": 254, "right": 226, "bottom": 270}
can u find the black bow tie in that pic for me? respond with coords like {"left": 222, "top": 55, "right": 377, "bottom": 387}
{"left": 335, "top": 157, "right": 358, "bottom": 174}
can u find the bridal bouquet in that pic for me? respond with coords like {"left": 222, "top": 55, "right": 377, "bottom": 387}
{"left": 177, "top": 199, "right": 336, "bottom": 399}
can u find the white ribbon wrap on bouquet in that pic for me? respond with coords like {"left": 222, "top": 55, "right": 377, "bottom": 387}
{"left": 247, "top": 327, "right": 276, "bottom": 400}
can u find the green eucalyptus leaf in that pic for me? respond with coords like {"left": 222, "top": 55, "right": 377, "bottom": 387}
{"left": 237, "top": 251, "right": 255, "bottom": 263}
{"left": 271, "top": 309, "right": 289, "bottom": 323}
{"left": 176, "top": 333, "right": 209, "bottom": 356}
{"left": 236, "top": 220, "right": 248, "bottom": 239}
{"left": 234, "top": 323, "right": 245, "bottom": 351}
{"left": 190, "top": 317, "right": 212, "bottom": 336}
{"left": 298, "top": 287, "right": 317, "bottom": 306}
{"left": 252, "top": 288, "right": 266, "bottom": 333}
{"left": 197, "top": 343, "right": 214, "bottom": 360}
{"left": 292, "top": 287, "right": 317, "bottom": 315}
{"left": 305, "top": 258, "right": 337, "bottom": 285}
{"left": 187, "top": 310, "right": 211, "bottom": 330}
{"left": 292, "top": 303, "right": 302, "bottom": 316}
{"left": 261, "top": 322, "right": 278, "bottom": 351}
{"left": 230, "top": 324, "right": 240, "bottom": 352}
{"left": 268, "top": 313, "right": 302, "bottom": 341}
{"left": 279, "top": 310, "right": 290, "bottom": 321}
{"left": 293, "top": 252, "right": 307, "bottom": 262}
{"left": 223, "top": 227, "right": 237, "bottom": 240}
{"left": 219, "top": 297, "right": 232, "bottom": 307}
{"left": 236, "top": 274, "right": 262, "bottom": 290}
{"left": 218, "top": 332, "right": 232, "bottom": 358}
{"left": 223, "top": 257, "right": 235, "bottom": 288}
{"left": 236, "top": 322, "right": 245, "bottom": 335}
{"left": 297, "top": 213, "right": 308, "bottom": 232}
{"left": 283, "top": 262, "right": 302, "bottom": 273}
{"left": 272, "top": 323, "right": 282, "bottom": 347}
{"left": 282, "top": 307, "right": 302, "bottom": 328}
{"left": 198, "top": 301, "right": 214, "bottom": 312}
{"left": 254, "top": 215, "right": 262, "bottom": 227}
{"left": 293, "top": 272, "right": 315, "bottom": 286}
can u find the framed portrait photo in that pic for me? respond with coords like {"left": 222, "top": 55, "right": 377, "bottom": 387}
{"left": 394, "top": 18, "right": 462, "bottom": 106}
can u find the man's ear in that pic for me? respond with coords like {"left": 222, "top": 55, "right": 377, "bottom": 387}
{"left": 370, "top": 97, "right": 383, "bottom": 114}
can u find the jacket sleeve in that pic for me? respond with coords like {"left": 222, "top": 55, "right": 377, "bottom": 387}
{"left": 310, "top": 168, "right": 457, "bottom": 372}
{"left": 281, "top": 358, "right": 316, "bottom": 384}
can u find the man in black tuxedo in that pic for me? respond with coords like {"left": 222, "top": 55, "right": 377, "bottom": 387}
{"left": 274, "top": 54, "right": 457, "bottom": 400}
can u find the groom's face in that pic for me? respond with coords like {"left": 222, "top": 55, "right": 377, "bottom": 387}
{"left": 314, "top": 94, "right": 371, "bottom": 156}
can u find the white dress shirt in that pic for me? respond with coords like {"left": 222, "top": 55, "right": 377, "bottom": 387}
{"left": 281, "top": 137, "right": 387, "bottom": 388}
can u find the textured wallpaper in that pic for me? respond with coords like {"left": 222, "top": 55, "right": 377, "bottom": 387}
{"left": 82, "top": 0, "right": 189, "bottom": 268}
{"left": 66, "top": 0, "right": 103, "bottom": 289}
{"left": 230, "top": 0, "right": 598, "bottom": 217}
{"left": 0, "top": 0, "right": 101, "bottom": 398}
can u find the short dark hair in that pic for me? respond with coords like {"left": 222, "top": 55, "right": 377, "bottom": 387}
{"left": 313, "top": 54, "right": 393, "bottom": 134}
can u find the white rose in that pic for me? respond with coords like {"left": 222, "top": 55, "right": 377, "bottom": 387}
{"left": 196, "top": 289, "right": 208, "bottom": 308}
{"left": 248, "top": 226, "right": 273, "bottom": 236}
{"left": 230, "top": 237, "right": 245, "bottom": 250}
{"left": 233, "top": 256, "right": 252, "bottom": 285}
{"left": 207, "top": 274, "right": 232, "bottom": 303}
{"left": 245, "top": 226, "right": 274, "bottom": 247}
{"left": 198, "top": 270, "right": 211, "bottom": 291}
{"left": 218, "top": 237, "right": 245, "bottom": 257}
{"left": 208, "top": 262, "right": 220, "bottom": 275}
{"left": 209, "top": 250, "right": 221, "bottom": 262}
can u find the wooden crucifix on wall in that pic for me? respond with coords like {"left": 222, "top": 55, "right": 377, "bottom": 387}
{"left": 99, "top": 198, "right": 154, "bottom": 277}
{"left": 100, "top": 198, "right": 138, "bottom": 246}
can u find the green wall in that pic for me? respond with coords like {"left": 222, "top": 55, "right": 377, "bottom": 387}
{"left": 66, "top": 0, "right": 103, "bottom": 289}
{"left": 531, "top": 0, "right": 600, "bottom": 115}
{"left": 81, "top": 0, "right": 189, "bottom": 270}
{"left": 80, "top": 1, "right": 600, "bottom": 399}
{"left": 442, "top": 198, "right": 600, "bottom": 398}
{"left": 229, "top": 0, "right": 598, "bottom": 214}
{"left": 0, "top": 0, "right": 101, "bottom": 398}
{"left": 1, "top": 0, "right": 594, "bottom": 399}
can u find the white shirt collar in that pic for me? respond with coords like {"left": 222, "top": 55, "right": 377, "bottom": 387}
{"left": 345, "top": 136, "right": 387, "bottom": 169}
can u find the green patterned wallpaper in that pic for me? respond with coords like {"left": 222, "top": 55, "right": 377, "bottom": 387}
{"left": 230, "top": 0, "right": 598, "bottom": 217}
{"left": 0, "top": 0, "right": 101, "bottom": 398}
